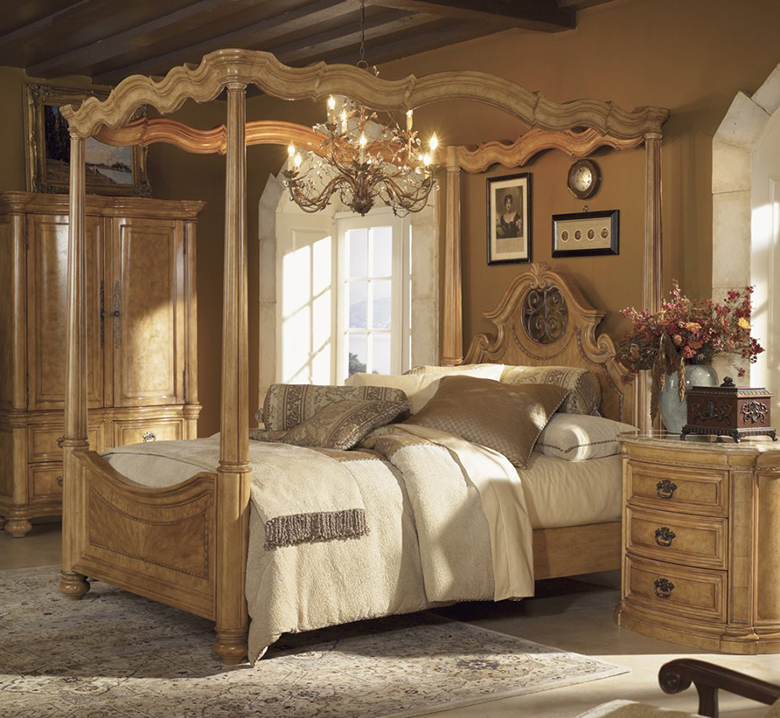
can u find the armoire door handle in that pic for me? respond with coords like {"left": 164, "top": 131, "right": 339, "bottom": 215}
{"left": 113, "top": 280, "right": 121, "bottom": 348}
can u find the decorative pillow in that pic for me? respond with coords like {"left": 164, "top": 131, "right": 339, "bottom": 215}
{"left": 501, "top": 365, "right": 601, "bottom": 416}
{"left": 346, "top": 365, "right": 502, "bottom": 414}
{"left": 535, "top": 414, "right": 636, "bottom": 461}
{"left": 404, "top": 363, "right": 505, "bottom": 379}
{"left": 282, "top": 399, "right": 410, "bottom": 451}
{"left": 404, "top": 375, "right": 569, "bottom": 468}
{"left": 261, "top": 384, "right": 409, "bottom": 431}
{"left": 249, "top": 428, "right": 287, "bottom": 443}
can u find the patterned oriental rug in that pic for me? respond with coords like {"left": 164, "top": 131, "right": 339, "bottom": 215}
{"left": 0, "top": 567, "right": 628, "bottom": 717}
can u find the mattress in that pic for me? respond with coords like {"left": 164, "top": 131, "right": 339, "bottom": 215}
{"left": 521, "top": 451, "right": 622, "bottom": 529}
{"left": 103, "top": 436, "right": 622, "bottom": 531}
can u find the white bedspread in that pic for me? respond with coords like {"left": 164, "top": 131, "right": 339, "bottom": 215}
{"left": 102, "top": 429, "right": 535, "bottom": 661}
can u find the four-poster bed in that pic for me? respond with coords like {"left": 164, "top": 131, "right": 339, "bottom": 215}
{"left": 58, "top": 49, "right": 669, "bottom": 664}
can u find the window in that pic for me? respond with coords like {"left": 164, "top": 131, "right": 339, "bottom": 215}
{"left": 337, "top": 209, "right": 410, "bottom": 381}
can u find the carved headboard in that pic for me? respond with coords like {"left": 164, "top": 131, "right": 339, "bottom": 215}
{"left": 464, "top": 263, "right": 637, "bottom": 425}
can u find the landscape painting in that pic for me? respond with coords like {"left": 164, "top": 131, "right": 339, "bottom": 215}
{"left": 25, "top": 84, "right": 151, "bottom": 196}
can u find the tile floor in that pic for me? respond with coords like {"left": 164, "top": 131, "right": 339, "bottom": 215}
{"left": 2, "top": 523, "right": 778, "bottom": 717}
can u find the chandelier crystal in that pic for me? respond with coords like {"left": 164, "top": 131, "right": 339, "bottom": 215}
{"left": 282, "top": 0, "right": 439, "bottom": 217}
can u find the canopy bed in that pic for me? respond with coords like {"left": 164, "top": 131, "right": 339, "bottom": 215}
{"left": 59, "top": 49, "right": 669, "bottom": 664}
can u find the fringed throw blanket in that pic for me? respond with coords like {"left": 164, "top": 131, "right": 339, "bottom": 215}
{"left": 102, "top": 428, "right": 535, "bottom": 663}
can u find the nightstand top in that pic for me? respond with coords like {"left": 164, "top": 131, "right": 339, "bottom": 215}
{"left": 618, "top": 430, "right": 780, "bottom": 455}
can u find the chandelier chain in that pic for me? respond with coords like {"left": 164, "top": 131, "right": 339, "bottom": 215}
{"left": 358, "top": 0, "right": 367, "bottom": 70}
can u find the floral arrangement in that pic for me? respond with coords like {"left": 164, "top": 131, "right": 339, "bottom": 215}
{"left": 616, "top": 282, "right": 764, "bottom": 417}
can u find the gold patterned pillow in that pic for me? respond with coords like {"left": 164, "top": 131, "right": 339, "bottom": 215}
{"left": 405, "top": 376, "right": 569, "bottom": 468}
{"left": 282, "top": 399, "right": 410, "bottom": 451}
{"left": 261, "top": 384, "right": 410, "bottom": 431}
{"left": 500, "top": 366, "right": 601, "bottom": 416}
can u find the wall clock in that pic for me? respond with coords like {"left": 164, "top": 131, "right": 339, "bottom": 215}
{"left": 567, "top": 159, "right": 601, "bottom": 200}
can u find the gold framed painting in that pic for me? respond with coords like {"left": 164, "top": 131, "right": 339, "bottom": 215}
{"left": 487, "top": 172, "right": 531, "bottom": 264}
{"left": 24, "top": 83, "right": 151, "bottom": 196}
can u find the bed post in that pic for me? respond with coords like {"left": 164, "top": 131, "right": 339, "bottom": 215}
{"left": 59, "top": 132, "right": 90, "bottom": 600}
{"left": 214, "top": 81, "right": 251, "bottom": 664}
{"left": 442, "top": 148, "right": 463, "bottom": 366}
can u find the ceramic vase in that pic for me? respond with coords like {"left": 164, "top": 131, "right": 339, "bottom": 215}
{"left": 658, "top": 364, "right": 718, "bottom": 434}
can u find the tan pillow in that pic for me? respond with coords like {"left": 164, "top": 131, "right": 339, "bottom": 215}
{"left": 282, "top": 399, "right": 409, "bottom": 451}
{"left": 261, "top": 383, "right": 409, "bottom": 431}
{"left": 346, "top": 365, "right": 502, "bottom": 414}
{"left": 501, "top": 365, "right": 601, "bottom": 416}
{"left": 405, "top": 376, "right": 569, "bottom": 468}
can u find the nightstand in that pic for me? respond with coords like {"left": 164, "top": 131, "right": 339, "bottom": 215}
{"left": 615, "top": 431, "right": 780, "bottom": 653}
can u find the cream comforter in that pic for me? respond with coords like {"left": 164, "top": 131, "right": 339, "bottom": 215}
{"left": 102, "top": 426, "right": 534, "bottom": 661}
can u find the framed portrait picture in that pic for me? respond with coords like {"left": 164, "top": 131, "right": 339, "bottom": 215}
{"left": 24, "top": 83, "right": 151, "bottom": 196}
{"left": 552, "top": 209, "right": 619, "bottom": 257}
{"left": 487, "top": 172, "right": 531, "bottom": 264}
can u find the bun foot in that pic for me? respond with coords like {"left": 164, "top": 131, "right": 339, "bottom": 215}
{"left": 5, "top": 518, "right": 33, "bottom": 538}
{"left": 214, "top": 629, "right": 248, "bottom": 665}
{"left": 59, "top": 571, "right": 90, "bottom": 600}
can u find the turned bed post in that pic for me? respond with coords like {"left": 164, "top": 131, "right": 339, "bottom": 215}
{"left": 59, "top": 132, "right": 90, "bottom": 600}
{"left": 214, "top": 82, "right": 252, "bottom": 664}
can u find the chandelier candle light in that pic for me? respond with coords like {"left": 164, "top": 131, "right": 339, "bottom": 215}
{"left": 283, "top": 96, "right": 439, "bottom": 216}
{"left": 282, "top": 0, "right": 439, "bottom": 216}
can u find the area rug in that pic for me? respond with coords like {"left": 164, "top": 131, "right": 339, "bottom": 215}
{"left": 0, "top": 566, "right": 627, "bottom": 717}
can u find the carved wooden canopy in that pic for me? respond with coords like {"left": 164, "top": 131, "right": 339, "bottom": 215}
{"left": 61, "top": 48, "right": 669, "bottom": 140}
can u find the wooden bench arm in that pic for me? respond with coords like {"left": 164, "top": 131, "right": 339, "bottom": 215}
{"left": 659, "top": 659, "right": 780, "bottom": 718}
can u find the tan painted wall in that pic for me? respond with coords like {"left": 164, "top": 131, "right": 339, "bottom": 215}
{"left": 3, "top": 0, "right": 780, "bottom": 434}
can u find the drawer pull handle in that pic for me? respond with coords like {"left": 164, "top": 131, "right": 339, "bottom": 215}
{"left": 655, "top": 527, "right": 676, "bottom": 547}
{"left": 654, "top": 578, "right": 675, "bottom": 599}
{"left": 142, "top": 431, "right": 157, "bottom": 443}
{"left": 656, "top": 479, "right": 678, "bottom": 500}
{"left": 56, "top": 436, "right": 65, "bottom": 448}
{"left": 56, "top": 475, "right": 63, "bottom": 487}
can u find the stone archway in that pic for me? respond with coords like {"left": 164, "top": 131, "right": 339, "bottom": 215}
{"left": 712, "top": 63, "right": 780, "bottom": 389}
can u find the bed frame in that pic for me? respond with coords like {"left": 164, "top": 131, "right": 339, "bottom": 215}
{"left": 58, "top": 49, "right": 664, "bottom": 664}
{"left": 463, "top": 262, "right": 638, "bottom": 581}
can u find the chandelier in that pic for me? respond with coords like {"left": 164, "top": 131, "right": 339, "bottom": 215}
{"left": 282, "top": 2, "right": 439, "bottom": 216}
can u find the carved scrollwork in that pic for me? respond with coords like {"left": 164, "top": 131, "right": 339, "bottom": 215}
{"left": 742, "top": 400, "right": 769, "bottom": 425}
{"left": 690, "top": 399, "right": 732, "bottom": 424}
{"left": 522, "top": 287, "right": 568, "bottom": 344}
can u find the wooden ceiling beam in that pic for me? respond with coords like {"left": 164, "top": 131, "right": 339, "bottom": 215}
{"left": 321, "top": 18, "right": 498, "bottom": 68}
{"left": 367, "top": 0, "right": 575, "bottom": 32}
{"left": 269, "top": 9, "right": 439, "bottom": 65}
{"left": 92, "top": 0, "right": 360, "bottom": 85}
{"left": 28, "top": 0, "right": 244, "bottom": 78}
{"left": 0, "top": 0, "right": 91, "bottom": 53}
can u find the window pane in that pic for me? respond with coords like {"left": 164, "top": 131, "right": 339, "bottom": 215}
{"left": 348, "top": 280, "right": 367, "bottom": 328}
{"left": 348, "top": 333, "right": 368, "bottom": 376}
{"left": 372, "top": 333, "right": 391, "bottom": 375}
{"left": 347, "top": 228, "right": 368, "bottom": 278}
{"left": 371, "top": 226, "right": 393, "bottom": 277}
{"left": 372, "top": 279, "right": 391, "bottom": 329}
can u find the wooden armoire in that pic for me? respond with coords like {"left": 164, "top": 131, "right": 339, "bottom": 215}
{"left": 0, "top": 192, "right": 203, "bottom": 537}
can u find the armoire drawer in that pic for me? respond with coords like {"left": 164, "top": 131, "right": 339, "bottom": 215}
{"left": 113, "top": 418, "right": 184, "bottom": 448}
{"left": 624, "top": 554, "right": 727, "bottom": 624}
{"left": 626, "top": 461, "right": 728, "bottom": 517}
{"left": 29, "top": 424, "right": 102, "bottom": 463}
{"left": 29, "top": 464, "right": 63, "bottom": 500}
{"left": 626, "top": 507, "right": 727, "bottom": 570}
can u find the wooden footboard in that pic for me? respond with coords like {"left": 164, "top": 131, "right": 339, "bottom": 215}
{"left": 66, "top": 450, "right": 219, "bottom": 620}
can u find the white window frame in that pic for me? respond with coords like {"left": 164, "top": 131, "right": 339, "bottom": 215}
{"left": 335, "top": 207, "right": 411, "bottom": 381}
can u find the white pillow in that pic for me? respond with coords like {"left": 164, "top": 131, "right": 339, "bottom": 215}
{"left": 535, "top": 414, "right": 636, "bottom": 461}
{"left": 346, "top": 365, "right": 503, "bottom": 413}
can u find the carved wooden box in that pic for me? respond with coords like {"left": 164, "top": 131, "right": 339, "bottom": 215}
{"left": 681, "top": 377, "right": 776, "bottom": 442}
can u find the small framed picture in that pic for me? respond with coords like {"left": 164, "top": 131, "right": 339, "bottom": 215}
{"left": 24, "top": 83, "right": 151, "bottom": 196}
{"left": 487, "top": 172, "right": 531, "bottom": 264}
{"left": 552, "top": 209, "right": 619, "bottom": 257}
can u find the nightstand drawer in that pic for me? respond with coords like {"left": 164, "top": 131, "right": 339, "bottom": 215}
{"left": 626, "top": 507, "right": 727, "bottom": 570}
{"left": 624, "top": 555, "right": 726, "bottom": 624}
{"left": 626, "top": 461, "right": 728, "bottom": 517}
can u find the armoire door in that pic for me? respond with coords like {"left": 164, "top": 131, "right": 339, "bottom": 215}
{"left": 26, "top": 213, "right": 104, "bottom": 410}
{"left": 109, "top": 216, "right": 185, "bottom": 407}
